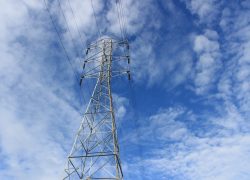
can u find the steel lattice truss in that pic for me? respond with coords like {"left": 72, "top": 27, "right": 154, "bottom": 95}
{"left": 64, "top": 38, "right": 130, "bottom": 180}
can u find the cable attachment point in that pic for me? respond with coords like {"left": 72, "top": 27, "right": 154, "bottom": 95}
{"left": 83, "top": 60, "right": 88, "bottom": 70}
{"left": 126, "top": 55, "right": 130, "bottom": 64}
{"left": 86, "top": 47, "right": 90, "bottom": 55}
{"left": 127, "top": 70, "right": 131, "bottom": 80}
{"left": 79, "top": 75, "right": 84, "bottom": 86}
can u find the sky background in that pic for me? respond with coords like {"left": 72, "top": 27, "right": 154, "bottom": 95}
{"left": 0, "top": 0, "right": 250, "bottom": 179}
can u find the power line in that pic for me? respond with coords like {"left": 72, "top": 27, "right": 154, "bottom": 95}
{"left": 43, "top": 0, "right": 78, "bottom": 81}
{"left": 66, "top": 0, "right": 94, "bottom": 100}
{"left": 114, "top": 1, "right": 144, "bottom": 175}
{"left": 43, "top": 0, "right": 87, "bottom": 111}
{"left": 67, "top": 0, "right": 85, "bottom": 49}
{"left": 118, "top": 0, "right": 128, "bottom": 40}
{"left": 57, "top": 0, "right": 82, "bottom": 60}
{"left": 91, "top": 0, "right": 102, "bottom": 38}
{"left": 57, "top": 0, "right": 96, "bottom": 110}
{"left": 115, "top": 0, "right": 125, "bottom": 40}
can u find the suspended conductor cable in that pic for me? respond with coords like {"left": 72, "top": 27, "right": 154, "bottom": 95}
{"left": 57, "top": 0, "right": 82, "bottom": 60}
{"left": 57, "top": 0, "right": 93, "bottom": 109}
{"left": 67, "top": 0, "right": 93, "bottom": 101}
{"left": 118, "top": 0, "right": 128, "bottom": 40}
{"left": 115, "top": 0, "right": 125, "bottom": 40}
{"left": 67, "top": 0, "right": 85, "bottom": 49}
{"left": 43, "top": 0, "right": 78, "bottom": 81}
{"left": 117, "top": 0, "right": 126, "bottom": 38}
{"left": 43, "top": 0, "right": 87, "bottom": 110}
{"left": 91, "top": 0, "right": 102, "bottom": 38}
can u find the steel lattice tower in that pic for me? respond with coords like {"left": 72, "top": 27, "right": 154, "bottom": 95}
{"left": 64, "top": 37, "right": 130, "bottom": 180}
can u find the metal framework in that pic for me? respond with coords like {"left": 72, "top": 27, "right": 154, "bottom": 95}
{"left": 64, "top": 37, "right": 130, "bottom": 180}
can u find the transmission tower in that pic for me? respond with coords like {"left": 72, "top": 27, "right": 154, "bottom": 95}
{"left": 64, "top": 37, "right": 130, "bottom": 180}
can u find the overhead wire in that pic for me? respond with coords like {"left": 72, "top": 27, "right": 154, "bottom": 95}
{"left": 66, "top": 0, "right": 94, "bottom": 101}
{"left": 67, "top": 0, "right": 86, "bottom": 49}
{"left": 57, "top": 0, "right": 82, "bottom": 63}
{"left": 43, "top": 0, "right": 78, "bottom": 82}
{"left": 91, "top": 0, "right": 102, "bottom": 38}
{"left": 116, "top": 0, "right": 127, "bottom": 40}
{"left": 115, "top": 0, "right": 125, "bottom": 40}
{"left": 83, "top": 0, "right": 104, "bottom": 102}
{"left": 57, "top": 0, "right": 97, "bottom": 111}
{"left": 43, "top": 0, "right": 87, "bottom": 112}
{"left": 118, "top": 0, "right": 128, "bottom": 40}
{"left": 59, "top": 0, "right": 100, "bottom": 114}
{"left": 114, "top": 0, "right": 145, "bottom": 176}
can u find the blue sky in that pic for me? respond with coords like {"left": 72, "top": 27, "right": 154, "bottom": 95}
{"left": 0, "top": 0, "right": 250, "bottom": 179}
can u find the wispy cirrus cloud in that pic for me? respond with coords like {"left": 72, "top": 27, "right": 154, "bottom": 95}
{"left": 181, "top": 0, "right": 221, "bottom": 25}
{"left": 217, "top": 1, "right": 250, "bottom": 114}
{"left": 123, "top": 103, "right": 250, "bottom": 180}
{"left": 192, "top": 29, "right": 221, "bottom": 94}
{"left": 1, "top": 0, "right": 250, "bottom": 180}
{"left": 124, "top": 1, "right": 250, "bottom": 179}
{"left": 0, "top": 1, "right": 84, "bottom": 179}
{"left": 0, "top": 0, "right": 148, "bottom": 179}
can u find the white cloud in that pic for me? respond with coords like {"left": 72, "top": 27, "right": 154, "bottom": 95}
{"left": 192, "top": 30, "right": 221, "bottom": 94}
{"left": 113, "top": 94, "right": 129, "bottom": 120}
{"left": 193, "top": 34, "right": 219, "bottom": 53}
{"left": 131, "top": 34, "right": 160, "bottom": 86}
{"left": 57, "top": 0, "right": 103, "bottom": 39}
{"left": 182, "top": 0, "right": 220, "bottom": 24}
{"left": 106, "top": 0, "right": 153, "bottom": 36}
{"left": 0, "top": 1, "right": 89, "bottom": 179}
{"left": 146, "top": 108, "right": 189, "bottom": 141}
{"left": 131, "top": 32, "right": 193, "bottom": 88}
{"left": 0, "top": 1, "right": 150, "bottom": 178}
{"left": 0, "top": 106, "right": 66, "bottom": 179}
{"left": 145, "top": 134, "right": 250, "bottom": 180}
{"left": 124, "top": 104, "right": 250, "bottom": 180}
{"left": 122, "top": 107, "right": 190, "bottom": 146}
{"left": 1, "top": 1, "right": 250, "bottom": 180}
{"left": 124, "top": 2, "right": 250, "bottom": 179}
{"left": 103, "top": 0, "right": 194, "bottom": 89}
{"left": 217, "top": 2, "right": 250, "bottom": 114}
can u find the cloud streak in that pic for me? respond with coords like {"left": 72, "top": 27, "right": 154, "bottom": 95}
{"left": 1, "top": 0, "right": 250, "bottom": 180}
